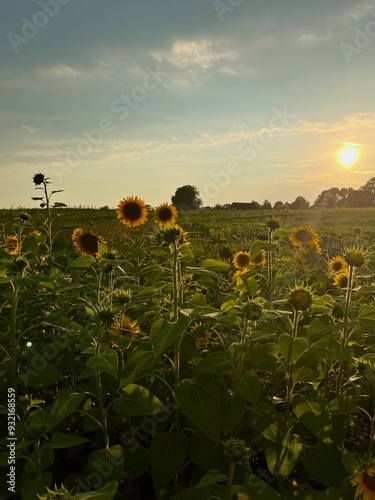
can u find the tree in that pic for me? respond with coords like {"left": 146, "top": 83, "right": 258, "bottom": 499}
{"left": 273, "top": 201, "right": 285, "bottom": 210}
{"left": 262, "top": 199, "right": 272, "bottom": 210}
{"left": 290, "top": 196, "right": 310, "bottom": 209}
{"left": 171, "top": 185, "right": 202, "bottom": 210}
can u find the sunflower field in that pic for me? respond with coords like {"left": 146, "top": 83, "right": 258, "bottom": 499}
{"left": 1, "top": 175, "right": 375, "bottom": 500}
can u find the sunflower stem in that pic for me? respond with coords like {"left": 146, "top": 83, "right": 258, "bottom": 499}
{"left": 285, "top": 309, "right": 299, "bottom": 422}
{"left": 368, "top": 414, "right": 375, "bottom": 456}
{"left": 237, "top": 318, "right": 249, "bottom": 376}
{"left": 336, "top": 265, "right": 354, "bottom": 397}
{"left": 227, "top": 462, "right": 235, "bottom": 500}
{"left": 95, "top": 321, "right": 110, "bottom": 449}
{"left": 10, "top": 280, "right": 20, "bottom": 393}
{"left": 267, "top": 228, "right": 274, "bottom": 302}
{"left": 172, "top": 242, "right": 180, "bottom": 430}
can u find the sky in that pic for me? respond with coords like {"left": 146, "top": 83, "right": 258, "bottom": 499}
{"left": 1, "top": 0, "right": 375, "bottom": 208}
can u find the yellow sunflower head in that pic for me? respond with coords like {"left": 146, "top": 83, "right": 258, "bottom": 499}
{"left": 351, "top": 464, "right": 375, "bottom": 500}
{"left": 333, "top": 272, "right": 348, "bottom": 289}
{"left": 233, "top": 251, "right": 251, "bottom": 270}
{"left": 29, "top": 230, "right": 42, "bottom": 238}
{"left": 344, "top": 247, "right": 366, "bottom": 268}
{"left": 288, "top": 285, "right": 313, "bottom": 310}
{"left": 289, "top": 226, "right": 320, "bottom": 251}
{"left": 328, "top": 256, "right": 348, "bottom": 274}
{"left": 250, "top": 250, "right": 266, "bottom": 267}
{"left": 72, "top": 228, "right": 106, "bottom": 257}
{"left": 3, "top": 235, "right": 19, "bottom": 255}
{"left": 159, "top": 224, "right": 189, "bottom": 246}
{"left": 108, "top": 315, "right": 140, "bottom": 341}
{"left": 193, "top": 322, "right": 212, "bottom": 349}
{"left": 113, "top": 289, "right": 132, "bottom": 305}
{"left": 232, "top": 268, "right": 249, "bottom": 283}
{"left": 154, "top": 203, "right": 178, "bottom": 227}
{"left": 116, "top": 196, "right": 148, "bottom": 228}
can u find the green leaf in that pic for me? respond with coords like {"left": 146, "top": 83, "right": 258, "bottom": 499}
{"left": 292, "top": 393, "right": 331, "bottom": 442}
{"left": 119, "top": 348, "right": 154, "bottom": 388}
{"left": 195, "top": 351, "right": 231, "bottom": 375}
{"left": 263, "top": 433, "right": 302, "bottom": 477}
{"left": 201, "top": 259, "right": 231, "bottom": 272}
{"left": 86, "top": 349, "right": 118, "bottom": 378}
{"left": 250, "top": 240, "right": 275, "bottom": 259}
{"left": 50, "top": 433, "right": 90, "bottom": 449}
{"left": 114, "top": 384, "right": 167, "bottom": 416}
{"left": 279, "top": 333, "right": 309, "bottom": 365}
{"left": 248, "top": 343, "right": 280, "bottom": 370}
{"left": 248, "top": 403, "right": 287, "bottom": 443}
{"left": 188, "top": 432, "right": 229, "bottom": 473}
{"left": 151, "top": 316, "right": 189, "bottom": 361}
{"left": 329, "top": 395, "right": 358, "bottom": 415}
{"left": 68, "top": 255, "right": 96, "bottom": 268}
{"left": 151, "top": 432, "right": 188, "bottom": 493}
{"left": 221, "top": 391, "right": 246, "bottom": 435}
{"left": 176, "top": 376, "right": 222, "bottom": 443}
{"left": 196, "top": 469, "right": 228, "bottom": 488}
{"left": 238, "top": 474, "right": 281, "bottom": 500}
{"left": 0, "top": 269, "right": 9, "bottom": 283}
{"left": 20, "top": 359, "right": 64, "bottom": 388}
{"left": 358, "top": 305, "right": 375, "bottom": 327}
{"left": 46, "top": 388, "right": 85, "bottom": 430}
{"left": 21, "top": 471, "right": 52, "bottom": 500}
{"left": 75, "top": 481, "right": 118, "bottom": 499}
{"left": 302, "top": 442, "right": 348, "bottom": 488}
{"left": 232, "top": 371, "right": 260, "bottom": 404}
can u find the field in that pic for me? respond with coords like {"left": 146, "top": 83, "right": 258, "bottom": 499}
{"left": 1, "top": 201, "right": 375, "bottom": 499}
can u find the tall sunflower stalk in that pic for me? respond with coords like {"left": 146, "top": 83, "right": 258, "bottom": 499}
{"left": 336, "top": 248, "right": 365, "bottom": 397}
{"left": 31, "top": 173, "right": 65, "bottom": 252}
{"left": 266, "top": 217, "right": 280, "bottom": 302}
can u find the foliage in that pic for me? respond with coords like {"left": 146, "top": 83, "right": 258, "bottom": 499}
{"left": 1, "top": 178, "right": 375, "bottom": 498}
{"left": 171, "top": 185, "right": 202, "bottom": 210}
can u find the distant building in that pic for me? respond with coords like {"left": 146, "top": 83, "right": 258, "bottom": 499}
{"left": 231, "top": 202, "right": 259, "bottom": 210}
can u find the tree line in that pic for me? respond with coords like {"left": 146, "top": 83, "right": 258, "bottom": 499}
{"left": 171, "top": 178, "right": 375, "bottom": 210}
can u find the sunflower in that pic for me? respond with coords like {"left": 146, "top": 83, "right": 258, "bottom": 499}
{"left": 328, "top": 256, "right": 348, "bottom": 274}
{"left": 154, "top": 203, "right": 178, "bottom": 227}
{"left": 232, "top": 268, "right": 249, "bottom": 283}
{"left": 293, "top": 251, "right": 305, "bottom": 267}
{"left": 33, "top": 173, "right": 46, "bottom": 186}
{"left": 108, "top": 315, "right": 140, "bottom": 341}
{"left": 288, "top": 285, "right": 313, "bottom": 310}
{"left": 193, "top": 323, "right": 212, "bottom": 349}
{"left": 289, "top": 226, "right": 320, "bottom": 251}
{"left": 3, "top": 235, "right": 19, "bottom": 255}
{"left": 344, "top": 247, "right": 366, "bottom": 268}
{"left": 333, "top": 272, "right": 348, "bottom": 289}
{"left": 116, "top": 196, "right": 148, "bottom": 227}
{"left": 250, "top": 250, "right": 266, "bottom": 267}
{"left": 351, "top": 464, "right": 375, "bottom": 500}
{"left": 72, "top": 228, "right": 106, "bottom": 257}
{"left": 233, "top": 251, "right": 251, "bottom": 270}
{"left": 29, "top": 230, "right": 42, "bottom": 238}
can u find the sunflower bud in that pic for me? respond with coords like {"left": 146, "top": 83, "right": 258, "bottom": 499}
{"left": 243, "top": 301, "right": 263, "bottom": 321}
{"left": 19, "top": 212, "right": 30, "bottom": 222}
{"left": 266, "top": 216, "right": 280, "bottom": 231}
{"left": 37, "top": 484, "right": 74, "bottom": 500}
{"left": 222, "top": 437, "right": 252, "bottom": 463}
{"left": 288, "top": 286, "right": 313, "bottom": 310}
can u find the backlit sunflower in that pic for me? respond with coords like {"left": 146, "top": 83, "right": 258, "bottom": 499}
{"left": 344, "top": 247, "right": 366, "bottom": 268}
{"left": 108, "top": 315, "right": 140, "bottom": 341}
{"left": 288, "top": 285, "right": 313, "bottom": 310}
{"left": 116, "top": 196, "right": 148, "bottom": 227}
{"left": 72, "top": 228, "right": 106, "bottom": 257}
{"left": 3, "top": 235, "right": 19, "bottom": 255}
{"left": 328, "top": 256, "right": 348, "bottom": 274}
{"left": 29, "top": 230, "right": 42, "bottom": 238}
{"left": 289, "top": 226, "right": 320, "bottom": 251}
{"left": 233, "top": 251, "right": 251, "bottom": 270}
{"left": 154, "top": 202, "right": 177, "bottom": 227}
{"left": 333, "top": 272, "right": 348, "bottom": 289}
{"left": 250, "top": 250, "right": 266, "bottom": 267}
{"left": 351, "top": 464, "right": 375, "bottom": 500}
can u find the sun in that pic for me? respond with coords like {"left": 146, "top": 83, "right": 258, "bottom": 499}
{"left": 336, "top": 146, "right": 359, "bottom": 168}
